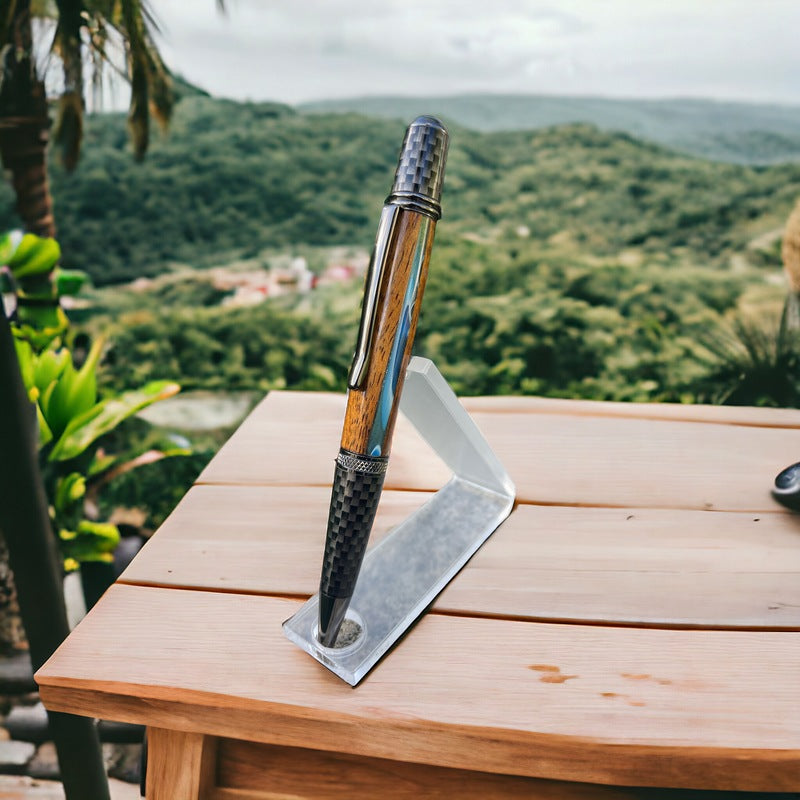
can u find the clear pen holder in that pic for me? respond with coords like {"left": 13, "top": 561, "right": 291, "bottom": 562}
{"left": 283, "top": 357, "right": 515, "bottom": 686}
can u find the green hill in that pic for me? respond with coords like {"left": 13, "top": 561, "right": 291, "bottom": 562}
{"left": 300, "top": 94, "right": 800, "bottom": 165}
{"left": 1, "top": 92, "right": 799, "bottom": 286}
{"left": 7, "top": 88, "right": 800, "bottom": 530}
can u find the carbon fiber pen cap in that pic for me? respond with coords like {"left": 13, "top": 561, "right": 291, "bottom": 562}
{"left": 386, "top": 115, "right": 449, "bottom": 220}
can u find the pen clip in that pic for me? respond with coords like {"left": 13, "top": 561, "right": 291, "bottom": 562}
{"left": 348, "top": 205, "right": 400, "bottom": 390}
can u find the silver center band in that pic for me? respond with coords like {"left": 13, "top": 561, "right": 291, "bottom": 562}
{"left": 336, "top": 452, "right": 389, "bottom": 475}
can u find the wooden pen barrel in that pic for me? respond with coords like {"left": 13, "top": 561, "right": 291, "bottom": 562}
{"left": 340, "top": 208, "right": 436, "bottom": 457}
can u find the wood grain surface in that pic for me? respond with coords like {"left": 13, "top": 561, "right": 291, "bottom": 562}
{"left": 199, "top": 392, "right": 800, "bottom": 511}
{"left": 145, "top": 728, "right": 216, "bottom": 800}
{"left": 37, "top": 584, "right": 800, "bottom": 791}
{"left": 119, "top": 484, "right": 800, "bottom": 629}
{"left": 37, "top": 393, "right": 800, "bottom": 794}
{"left": 214, "top": 738, "right": 640, "bottom": 799}
{"left": 341, "top": 209, "right": 434, "bottom": 455}
{"left": 460, "top": 394, "right": 800, "bottom": 427}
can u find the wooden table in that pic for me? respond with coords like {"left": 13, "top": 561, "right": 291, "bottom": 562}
{"left": 37, "top": 392, "right": 800, "bottom": 799}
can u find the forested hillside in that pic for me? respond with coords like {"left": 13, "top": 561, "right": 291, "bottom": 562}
{"left": 1, "top": 93, "right": 799, "bottom": 286}
{"left": 2, "top": 88, "right": 799, "bottom": 411}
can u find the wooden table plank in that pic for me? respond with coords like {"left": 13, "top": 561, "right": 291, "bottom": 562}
{"left": 199, "top": 392, "right": 451, "bottom": 490}
{"left": 215, "top": 739, "right": 639, "bottom": 800}
{"left": 37, "top": 584, "right": 800, "bottom": 792}
{"left": 199, "top": 392, "right": 800, "bottom": 512}
{"left": 121, "top": 484, "right": 800, "bottom": 629}
{"left": 462, "top": 395, "right": 800, "bottom": 428}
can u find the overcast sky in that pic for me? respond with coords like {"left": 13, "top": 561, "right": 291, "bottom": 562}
{"left": 145, "top": 1, "right": 798, "bottom": 106}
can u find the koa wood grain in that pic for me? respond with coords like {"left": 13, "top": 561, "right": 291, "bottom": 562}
{"left": 340, "top": 208, "right": 434, "bottom": 456}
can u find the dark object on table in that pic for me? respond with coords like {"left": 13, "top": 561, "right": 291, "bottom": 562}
{"left": 772, "top": 461, "right": 800, "bottom": 510}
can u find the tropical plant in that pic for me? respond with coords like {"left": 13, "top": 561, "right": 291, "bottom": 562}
{"left": 2, "top": 0, "right": 174, "bottom": 177}
{"left": 3, "top": 229, "right": 183, "bottom": 569}
{"left": 0, "top": 0, "right": 227, "bottom": 305}
{"left": 693, "top": 311, "right": 800, "bottom": 406}
{"left": 692, "top": 197, "right": 800, "bottom": 407}
{"left": 0, "top": 228, "right": 77, "bottom": 344}
{"left": 0, "top": 0, "right": 172, "bottom": 354}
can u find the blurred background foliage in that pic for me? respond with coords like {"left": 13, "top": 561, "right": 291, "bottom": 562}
{"left": 3, "top": 85, "right": 800, "bottom": 527}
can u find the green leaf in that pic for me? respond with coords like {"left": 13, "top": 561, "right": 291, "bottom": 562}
{"left": 76, "top": 519, "right": 119, "bottom": 544}
{"left": 88, "top": 452, "right": 119, "bottom": 477}
{"left": 54, "top": 268, "right": 88, "bottom": 296}
{"left": 54, "top": 473, "right": 86, "bottom": 513}
{"left": 37, "top": 339, "right": 102, "bottom": 439}
{"left": 59, "top": 520, "right": 120, "bottom": 566}
{"left": 8, "top": 234, "right": 60, "bottom": 278}
{"left": 64, "top": 337, "right": 102, "bottom": 420}
{"left": 12, "top": 309, "right": 69, "bottom": 351}
{"left": 49, "top": 381, "right": 180, "bottom": 462}
{"left": 33, "top": 346, "right": 70, "bottom": 394}
{"left": 36, "top": 404, "right": 53, "bottom": 449}
{"left": 13, "top": 337, "right": 36, "bottom": 393}
{"left": 40, "top": 357, "right": 78, "bottom": 439}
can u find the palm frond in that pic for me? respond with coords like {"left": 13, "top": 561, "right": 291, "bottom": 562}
{"left": 695, "top": 305, "right": 800, "bottom": 407}
{"left": 137, "top": 1, "right": 163, "bottom": 34}
{"left": 118, "top": 0, "right": 174, "bottom": 157}
{"left": 7, "top": 0, "right": 215, "bottom": 164}
{"left": 51, "top": 0, "right": 84, "bottom": 168}
{"left": 52, "top": 89, "right": 82, "bottom": 169}
{"left": 127, "top": 52, "right": 148, "bottom": 159}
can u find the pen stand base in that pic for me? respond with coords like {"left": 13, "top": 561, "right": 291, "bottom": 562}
{"left": 283, "top": 357, "right": 515, "bottom": 686}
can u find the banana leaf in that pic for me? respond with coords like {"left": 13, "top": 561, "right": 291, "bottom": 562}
{"left": 49, "top": 380, "right": 180, "bottom": 462}
{"left": 7, "top": 234, "right": 60, "bottom": 279}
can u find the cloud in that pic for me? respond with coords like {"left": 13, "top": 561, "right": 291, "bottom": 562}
{"left": 147, "top": 0, "right": 800, "bottom": 105}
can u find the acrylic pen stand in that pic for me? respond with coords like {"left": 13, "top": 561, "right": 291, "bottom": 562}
{"left": 283, "top": 357, "right": 516, "bottom": 686}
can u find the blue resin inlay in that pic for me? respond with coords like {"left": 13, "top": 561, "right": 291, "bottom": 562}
{"left": 366, "top": 218, "right": 431, "bottom": 456}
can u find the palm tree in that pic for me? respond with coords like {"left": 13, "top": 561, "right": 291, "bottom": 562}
{"left": 0, "top": 5, "right": 221, "bottom": 796}
{"left": 0, "top": 0, "right": 178, "bottom": 657}
{"left": 0, "top": 0, "right": 175, "bottom": 240}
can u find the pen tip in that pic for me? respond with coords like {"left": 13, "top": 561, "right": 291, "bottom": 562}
{"left": 318, "top": 593, "right": 350, "bottom": 648}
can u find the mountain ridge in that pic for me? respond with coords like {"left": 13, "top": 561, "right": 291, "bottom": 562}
{"left": 299, "top": 93, "right": 800, "bottom": 165}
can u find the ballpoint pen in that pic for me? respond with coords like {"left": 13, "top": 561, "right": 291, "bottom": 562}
{"left": 317, "top": 116, "right": 449, "bottom": 647}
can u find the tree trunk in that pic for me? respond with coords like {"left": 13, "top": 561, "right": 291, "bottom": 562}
{"left": 0, "top": 538, "right": 27, "bottom": 655}
{"left": 0, "top": 0, "right": 56, "bottom": 238}
{"left": 0, "top": 308, "right": 110, "bottom": 800}
{"left": 0, "top": 0, "right": 57, "bottom": 652}
{"left": 0, "top": 114, "right": 55, "bottom": 237}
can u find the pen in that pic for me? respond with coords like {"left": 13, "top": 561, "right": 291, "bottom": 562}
{"left": 317, "top": 116, "right": 449, "bottom": 647}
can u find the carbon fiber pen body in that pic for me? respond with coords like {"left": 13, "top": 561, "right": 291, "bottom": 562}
{"left": 318, "top": 117, "right": 448, "bottom": 647}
